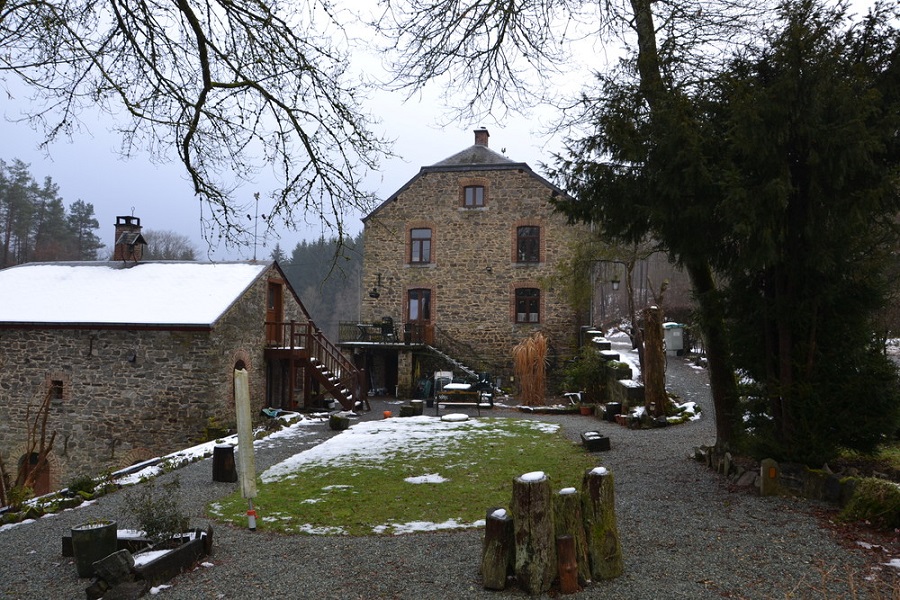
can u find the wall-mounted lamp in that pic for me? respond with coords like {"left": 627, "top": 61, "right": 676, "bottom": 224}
{"left": 610, "top": 276, "right": 621, "bottom": 291}
{"left": 368, "top": 273, "right": 382, "bottom": 299}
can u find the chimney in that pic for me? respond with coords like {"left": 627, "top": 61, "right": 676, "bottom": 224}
{"left": 474, "top": 128, "right": 490, "bottom": 147}
{"left": 113, "top": 216, "right": 146, "bottom": 262}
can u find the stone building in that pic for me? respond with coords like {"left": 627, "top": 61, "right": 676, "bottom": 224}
{"left": 0, "top": 216, "right": 360, "bottom": 494}
{"left": 340, "top": 129, "right": 587, "bottom": 397}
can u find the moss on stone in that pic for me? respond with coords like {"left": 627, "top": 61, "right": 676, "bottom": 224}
{"left": 839, "top": 477, "right": 900, "bottom": 529}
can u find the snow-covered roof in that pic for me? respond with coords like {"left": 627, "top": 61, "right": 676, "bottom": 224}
{"left": 0, "top": 261, "right": 271, "bottom": 327}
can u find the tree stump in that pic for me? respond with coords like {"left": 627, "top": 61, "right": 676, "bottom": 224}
{"left": 510, "top": 471, "right": 556, "bottom": 595}
{"left": 643, "top": 305, "right": 668, "bottom": 417}
{"left": 581, "top": 467, "right": 623, "bottom": 580}
{"left": 212, "top": 444, "right": 237, "bottom": 482}
{"left": 554, "top": 487, "right": 590, "bottom": 585}
{"left": 481, "top": 507, "right": 514, "bottom": 590}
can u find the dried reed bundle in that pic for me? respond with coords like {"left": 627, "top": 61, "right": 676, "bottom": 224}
{"left": 513, "top": 332, "right": 549, "bottom": 406}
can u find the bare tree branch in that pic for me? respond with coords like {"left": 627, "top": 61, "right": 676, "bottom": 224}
{"left": 0, "top": 0, "right": 392, "bottom": 247}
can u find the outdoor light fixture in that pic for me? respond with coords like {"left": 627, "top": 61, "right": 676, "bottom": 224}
{"left": 368, "top": 273, "right": 382, "bottom": 298}
{"left": 610, "top": 276, "right": 621, "bottom": 291}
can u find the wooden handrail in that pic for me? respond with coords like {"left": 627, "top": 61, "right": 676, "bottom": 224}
{"left": 266, "top": 320, "right": 363, "bottom": 409}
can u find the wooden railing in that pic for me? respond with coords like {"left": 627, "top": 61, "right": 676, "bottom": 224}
{"left": 266, "top": 320, "right": 364, "bottom": 409}
{"left": 337, "top": 321, "right": 433, "bottom": 345}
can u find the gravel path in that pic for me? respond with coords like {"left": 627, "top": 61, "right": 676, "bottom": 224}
{"left": 1, "top": 341, "right": 893, "bottom": 599}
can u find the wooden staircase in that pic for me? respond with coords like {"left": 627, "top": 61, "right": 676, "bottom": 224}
{"left": 265, "top": 321, "right": 365, "bottom": 410}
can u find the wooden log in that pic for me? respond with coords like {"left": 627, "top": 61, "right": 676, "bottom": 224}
{"left": 510, "top": 471, "right": 556, "bottom": 595}
{"left": 481, "top": 506, "right": 514, "bottom": 590}
{"left": 581, "top": 467, "right": 624, "bottom": 580}
{"left": 554, "top": 487, "right": 590, "bottom": 585}
{"left": 556, "top": 535, "right": 580, "bottom": 594}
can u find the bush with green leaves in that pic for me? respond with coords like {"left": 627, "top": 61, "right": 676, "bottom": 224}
{"left": 561, "top": 347, "right": 608, "bottom": 403}
{"left": 124, "top": 477, "right": 190, "bottom": 544}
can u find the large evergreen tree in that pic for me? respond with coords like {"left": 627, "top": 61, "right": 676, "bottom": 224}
{"left": 0, "top": 160, "right": 105, "bottom": 265}
{"left": 555, "top": 0, "right": 900, "bottom": 462}
{"left": 713, "top": 1, "right": 900, "bottom": 462}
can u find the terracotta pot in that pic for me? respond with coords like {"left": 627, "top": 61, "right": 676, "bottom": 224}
{"left": 580, "top": 405, "right": 593, "bottom": 416}
{"left": 383, "top": 411, "right": 392, "bottom": 419}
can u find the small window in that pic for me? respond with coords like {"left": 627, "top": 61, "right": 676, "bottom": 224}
{"left": 517, "top": 226, "right": 540, "bottom": 263}
{"left": 515, "top": 288, "right": 540, "bottom": 323}
{"left": 49, "top": 380, "right": 64, "bottom": 400}
{"left": 464, "top": 185, "right": 485, "bottom": 207}
{"left": 410, "top": 228, "right": 432, "bottom": 264}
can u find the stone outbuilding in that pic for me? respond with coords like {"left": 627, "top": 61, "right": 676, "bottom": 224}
{"left": 0, "top": 216, "right": 361, "bottom": 494}
{"left": 339, "top": 129, "right": 588, "bottom": 396}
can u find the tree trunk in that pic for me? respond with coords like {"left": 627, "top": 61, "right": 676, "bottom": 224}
{"left": 642, "top": 305, "right": 667, "bottom": 416}
{"left": 510, "top": 472, "right": 556, "bottom": 595}
{"left": 481, "top": 507, "right": 514, "bottom": 590}
{"left": 554, "top": 488, "right": 589, "bottom": 585}
{"left": 684, "top": 259, "right": 739, "bottom": 448}
{"left": 581, "top": 467, "right": 623, "bottom": 581}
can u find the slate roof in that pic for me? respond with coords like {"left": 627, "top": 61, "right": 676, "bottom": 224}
{"left": 362, "top": 135, "right": 567, "bottom": 222}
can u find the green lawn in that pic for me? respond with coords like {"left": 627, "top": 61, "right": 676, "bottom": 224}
{"left": 207, "top": 416, "right": 598, "bottom": 536}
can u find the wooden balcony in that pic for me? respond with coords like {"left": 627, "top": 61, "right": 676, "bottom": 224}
{"left": 337, "top": 321, "right": 433, "bottom": 346}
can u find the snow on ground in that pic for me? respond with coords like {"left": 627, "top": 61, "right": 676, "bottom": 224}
{"left": 260, "top": 416, "right": 557, "bottom": 483}
{"left": 114, "top": 412, "right": 326, "bottom": 485}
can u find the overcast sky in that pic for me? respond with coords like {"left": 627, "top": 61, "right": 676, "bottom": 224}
{"left": 0, "top": 1, "right": 879, "bottom": 261}
{"left": 1, "top": 47, "right": 578, "bottom": 261}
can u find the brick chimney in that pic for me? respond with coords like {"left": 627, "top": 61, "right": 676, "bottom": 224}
{"left": 474, "top": 128, "right": 490, "bottom": 147}
{"left": 113, "top": 216, "right": 146, "bottom": 262}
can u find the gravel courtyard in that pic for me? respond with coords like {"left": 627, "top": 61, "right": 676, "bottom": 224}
{"left": 1, "top": 343, "right": 896, "bottom": 599}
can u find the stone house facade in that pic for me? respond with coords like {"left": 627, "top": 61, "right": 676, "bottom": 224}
{"left": 350, "top": 129, "right": 587, "bottom": 396}
{"left": 0, "top": 217, "right": 357, "bottom": 494}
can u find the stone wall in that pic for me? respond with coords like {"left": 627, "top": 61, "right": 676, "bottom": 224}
{"left": 0, "top": 265, "right": 285, "bottom": 489}
{"left": 362, "top": 167, "right": 587, "bottom": 381}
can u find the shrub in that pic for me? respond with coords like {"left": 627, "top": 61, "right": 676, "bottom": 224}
{"left": 561, "top": 347, "right": 607, "bottom": 403}
{"left": 67, "top": 474, "right": 96, "bottom": 496}
{"left": 839, "top": 477, "right": 900, "bottom": 530}
{"left": 124, "top": 477, "right": 190, "bottom": 544}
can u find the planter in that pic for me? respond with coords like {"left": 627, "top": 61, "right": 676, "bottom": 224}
{"left": 71, "top": 520, "right": 117, "bottom": 578}
{"left": 579, "top": 405, "right": 594, "bottom": 416}
{"left": 581, "top": 431, "right": 611, "bottom": 452}
{"left": 133, "top": 528, "right": 208, "bottom": 586}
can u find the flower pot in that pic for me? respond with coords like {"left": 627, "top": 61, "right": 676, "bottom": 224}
{"left": 580, "top": 405, "right": 594, "bottom": 416}
{"left": 71, "top": 520, "right": 117, "bottom": 578}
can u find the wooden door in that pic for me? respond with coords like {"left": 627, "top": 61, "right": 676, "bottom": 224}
{"left": 407, "top": 288, "right": 433, "bottom": 344}
{"left": 266, "top": 281, "right": 284, "bottom": 345}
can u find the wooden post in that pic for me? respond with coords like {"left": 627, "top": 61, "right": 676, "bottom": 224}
{"left": 643, "top": 305, "right": 668, "bottom": 417}
{"left": 554, "top": 487, "right": 590, "bottom": 585}
{"left": 481, "top": 507, "right": 514, "bottom": 590}
{"left": 556, "top": 535, "right": 579, "bottom": 594}
{"left": 581, "top": 467, "right": 623, "bottom": 580}
{"left": 510, "top": 471, "right": 556, "bottom": 595}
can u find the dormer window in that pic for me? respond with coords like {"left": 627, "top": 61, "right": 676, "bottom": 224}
{"left": 464, "top": 185, "right": 485, "bottom": 207}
